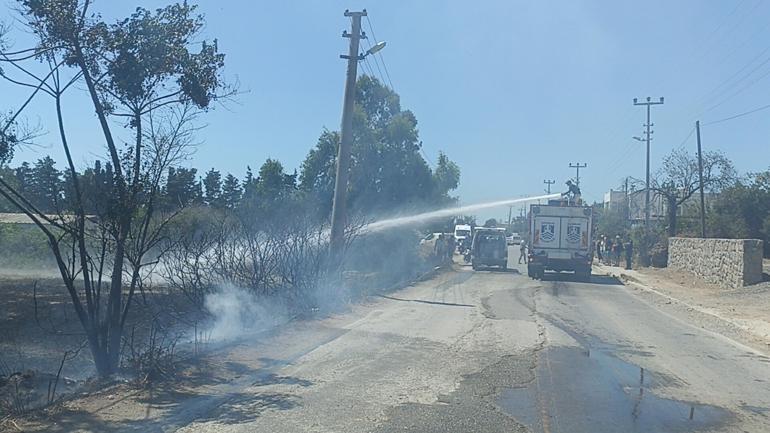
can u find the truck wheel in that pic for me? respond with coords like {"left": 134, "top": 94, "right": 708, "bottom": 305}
{"left": 472, "top": 262, "right": 479, "bottom": 271}
{"left": 502, "top": 262, "right": 508, "bottom": 271}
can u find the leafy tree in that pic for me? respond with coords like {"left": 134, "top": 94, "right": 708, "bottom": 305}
{"left": 240, "top": 159, "right": 297, "bottom": 218}
{"left": 594, "top": 204, "right": 629, "bottom": 239}
{"left": 299, "top": 130, "right": 338, "bottom": 216}
{"left": 433, "top": 152, "right": 460, "bottom": 200}
{"left": 29, "top": 156, "right": 63, "bottom": 212}
{"left": 256, "top": 159, "right": 296, "bottom": 201}
{"left": 0, "top": 0, "right": 227, "bottom": 376}
{"left": 299, "top": 75, "right": 460, "bottom": 219}
{"left": 14, "top": 162, "right": 32, "bottom": 197}
{"left": 164, "top": 167, "right": 202, "bottom": 209}
{"left": 710, "top": 168, "right": 770, "bottom": 256}
{"left": 241, "top": 165, "right": 258, "bottom": 204}
{"left": 484, "top": 218, "right": 498, "bottom": 228}
{"left": 77, "top": 160, "right": 115, "bottom": 215}
{"left": 202, "top": 168, "right": 222, "bottom": 207}
{"left": 221, "top": 173, "right": 241, "bottom": 209}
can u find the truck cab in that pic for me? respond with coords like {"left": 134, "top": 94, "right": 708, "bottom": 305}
{"left": 527, "top": 201, "right": 593, "bottom": 281}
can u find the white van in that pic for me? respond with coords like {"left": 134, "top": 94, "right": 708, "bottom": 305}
{"left": 454, "top": 224, "right": 472, "bottom": 241}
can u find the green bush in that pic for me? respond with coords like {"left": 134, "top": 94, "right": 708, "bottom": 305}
{"left": 0, "top": 223, "right": 55, "bottom": 268}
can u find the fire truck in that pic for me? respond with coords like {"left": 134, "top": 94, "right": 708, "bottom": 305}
{"left": 527, "top": 199, "right": 593, "bottom": 281}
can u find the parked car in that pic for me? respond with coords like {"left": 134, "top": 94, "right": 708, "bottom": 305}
{"left": 506, "top": 233, "right": 523, "bottom": 245}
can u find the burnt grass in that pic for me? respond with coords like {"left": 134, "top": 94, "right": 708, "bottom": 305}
{"left": 0, "top": 276, "right": 205, "bottom": 417}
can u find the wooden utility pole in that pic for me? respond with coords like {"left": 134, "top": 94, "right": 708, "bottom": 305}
{"left": 696, "top": 120, "right": 706, "bottom": 238}
{"left": 330, "top": 10, "right": 366, "bottom": 263}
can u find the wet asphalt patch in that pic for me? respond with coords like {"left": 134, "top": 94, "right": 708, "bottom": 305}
{"left": 498, "top": 344, "right": 731, "bottom": 433}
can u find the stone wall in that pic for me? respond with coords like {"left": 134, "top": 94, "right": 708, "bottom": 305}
{"left": 668, "top": 238, "right": 764, "bottom": 288}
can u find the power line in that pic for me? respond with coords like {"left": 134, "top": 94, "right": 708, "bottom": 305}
{"left": 704, "top": 101, "right": 770, "bottom": 125}
{"left": 365, "top": 15, "right": 394, "bottom": 89}
{"left": 699, "top": 65, "right": 770, "bottom": 116}
{"left": 361, "top": 34, "right": 387, "bottom": 85}
{"left": 674, "top": 126, "right": 696, "bottom": 152}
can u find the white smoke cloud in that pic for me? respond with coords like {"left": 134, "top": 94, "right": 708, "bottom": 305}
{"left": 203, "top": 284, "right": 290, "bottom": 341}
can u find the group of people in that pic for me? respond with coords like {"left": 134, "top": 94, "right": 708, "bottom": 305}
{"left": 433, "top": 234, "right": 456, "bottom": 264}
{"left": 596, "top": 235, "right": 633, "bottom": 270}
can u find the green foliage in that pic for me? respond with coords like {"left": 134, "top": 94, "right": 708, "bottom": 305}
{"left": 299, "top": 75, "right": 460, "bottom": 218}
{"left": 0, "top": 223, "right": 55, "bottom": 268}
{"left": 594, "top": 205, "right": 629, "bottom": 239}
{"left": 202, "top": 168, "right": 222, "bottom": 207}
{"left": 709, "top": 169, "right": 770, "bottom": 256}
{"left": 162, "top": 167, "right": 201, "bottom": 209}
{"left": 220, "top": 173, "right": 241, "bottom": 209}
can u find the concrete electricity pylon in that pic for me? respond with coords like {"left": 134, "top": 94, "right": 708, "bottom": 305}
{"left": 543, "top": 179, "right": 555, "bottom": 194}
{"left": 633, "top": 96, "right": 664, "bottom": 227}
{"left": 569, "top": 163, "right": 587, "bottom": 188}
{"left": 329, "top": 10, "right": 367, "bottom": 264}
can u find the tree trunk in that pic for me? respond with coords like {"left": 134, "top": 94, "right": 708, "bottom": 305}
{"left": 667, "top": 196, "right": 678, "bottom": 237}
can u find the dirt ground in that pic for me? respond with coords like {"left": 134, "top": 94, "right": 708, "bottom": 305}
{"left": 0, "top": 275, "right": 206, "bottom": 424}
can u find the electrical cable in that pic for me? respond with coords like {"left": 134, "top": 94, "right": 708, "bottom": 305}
{"left": 365, "top": 15, "right": 395, "bottom": 89}
{"left": 703, "top": 101, "right": 770, "bottom": 125}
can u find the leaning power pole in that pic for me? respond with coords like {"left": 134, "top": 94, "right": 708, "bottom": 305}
{"left": 633, "top": 96, "right": 664, "bottom": 227}
{"left": 569, "top": 163, "right": 587, "bottom": 187}
{"left": 543, "top": 179, "right": 555, "bottom": 194}
{"left": 330, "top": 9, "right": 367, "bottom": 263}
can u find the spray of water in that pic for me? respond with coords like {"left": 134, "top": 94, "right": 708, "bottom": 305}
{"left": 362, "top": 193, "right": 562, "bottom": 233}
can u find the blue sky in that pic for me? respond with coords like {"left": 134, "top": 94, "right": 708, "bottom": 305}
{"left": 4, "top": 0, "right": 770, "bottom": 218}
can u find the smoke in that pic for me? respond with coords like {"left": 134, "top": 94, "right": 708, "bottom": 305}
{"left": 361, "top": 193, "right": 561, "bottom": 233}
{"left": 203, "top": 284, "right": 291, "bottom": 341}
{"left": 199, "top": 193, "right": 562, "bottom": 341}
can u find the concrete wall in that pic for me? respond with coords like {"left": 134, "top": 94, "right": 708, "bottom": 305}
{"left": 668, "top": 238, "right": 764, "bottom": 288}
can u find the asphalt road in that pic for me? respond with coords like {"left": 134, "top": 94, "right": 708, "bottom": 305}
{"left": 169, "top": 247, "right": 770, "bottom": 433}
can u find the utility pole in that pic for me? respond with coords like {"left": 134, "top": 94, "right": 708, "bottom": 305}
{"left": 569, "top": 163, "right": 587, "bottom": 187}
{"left": 696, "top": 120, "right": 706, "bottom": 238}
{"left": 507, "top": 205, "right": 513, "bottom": 229}
{"left": 624, "top": 177, "right": 630, "bottom": 223}
{"left": 330, "top": 9, "right": 367, "bottom": 263}
{"left": 543, "top": 179, "right": 555, "bottom": 194}
{"left": 633, "top": 96, "right": 664, "bottom": 227}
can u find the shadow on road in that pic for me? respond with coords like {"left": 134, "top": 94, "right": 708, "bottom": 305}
{"left": 537, "top": 273, "right": 622, "bottom": 286}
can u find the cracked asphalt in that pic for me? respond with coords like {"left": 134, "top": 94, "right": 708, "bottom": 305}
{"left": 151, "top": 249, "right": 770, "bottom": 433}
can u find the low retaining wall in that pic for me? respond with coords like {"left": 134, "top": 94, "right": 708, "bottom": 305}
{"left": 668, "top": 237, "right": 764, "bottom": 288}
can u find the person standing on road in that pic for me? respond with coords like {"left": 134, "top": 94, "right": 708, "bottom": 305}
{"left": 624, "top": 238, "right": 634, "bottom": 270}
{"left": 446, "top": 235, "right": 456, "bottom": 263}
{"left": 613, "top": 235, "right": 624, "bottom": 266}
{"left": 519, "top": 240, "right": 528, "bottom": 264}
{"left": 434, "top": 234, "right": 445, "bottom": 264}
{"left": 604, "top": 237, "right": 613, "bottom": 265}
{"left": 595, "top": 237, "right": 603, "bottom": 263}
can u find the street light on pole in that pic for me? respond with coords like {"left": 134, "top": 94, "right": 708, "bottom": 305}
{"left": 329, "top": 10, "right": 387, "bottom": 267}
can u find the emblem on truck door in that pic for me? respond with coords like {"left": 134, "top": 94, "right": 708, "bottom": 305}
{"left": 567, "top": 223, "right": 581, "bottom": 243}
{"left": 540, "top": 222, "right": 555, "bottom": 242}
